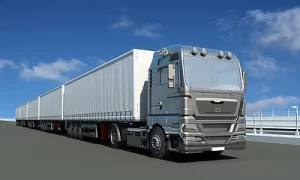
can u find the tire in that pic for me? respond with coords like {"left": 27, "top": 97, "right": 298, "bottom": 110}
{"left": 108, "top": 124, "right": 123, "bottom": 149}
{"left": 77, "top": 124, "right": 83, "bottom": 140}
{"left": 67, "top": 125, "right": 73, "bottom": 138}
{"left": 149, "top": 126, "right": 169, "bottom": 159}
{"left": 73, "top": 124, "right": 78, "bottom": 139}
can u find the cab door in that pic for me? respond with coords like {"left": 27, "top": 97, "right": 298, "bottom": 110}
{"left": 150, "top": 53, "right": 181, "bottom": 115}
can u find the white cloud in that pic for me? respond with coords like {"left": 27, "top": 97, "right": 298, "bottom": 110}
{"left": 252, "top": 84, "right": 270, "bottom": 96}
{"left": 216, "top": 18, "right": 235, "bottom": 32}
{"left": 0, "top": 59, "right": 19, "bottom": 69}
{"left": 109, "top": 9, "right": 163, "bottom": 38}
{"left": 244, "top": 56, "right": 279, "bottom": 78}
{"left": 215, "top": 10, "right": 246, "bottom": 44}
{"left": 244, "top": 7, "right": 300, "bottom": 51}
{"left": 86, "top": 56, "right": 106, "bottom": 65}
{"left": 133, "top": 23, "right": 163, "bottom": 38}
{"left": 247, "top": 96, "right": 300, "bottom": 112}
{"left": 259, "top": 84, "right": 270, "bottom": 94}
{"left": 20, "top": 58, "right": 86, "bottom": 81}
{"left": 109, "top": 8, "right": 134, "bottom": 29}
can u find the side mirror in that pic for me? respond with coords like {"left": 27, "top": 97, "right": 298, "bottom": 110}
{"left": 242, "top": 70, "right": 246, "bottom": 85}
{"left": 242, "top": 69, "right": 247, "bottom": 91}
{"left": 168, "top": 64, "right": 175, "bottom": 88}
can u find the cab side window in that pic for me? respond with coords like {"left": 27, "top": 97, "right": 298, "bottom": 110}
{"left": 157, "top": 54, "right": 181, "bottom": 87}
{"left": 158, "top": 67, "right": 168, "bottom": 85}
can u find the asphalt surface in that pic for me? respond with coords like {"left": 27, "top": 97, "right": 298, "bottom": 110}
{"left": 1, "top": 121, "right": 299, "bottom": 180}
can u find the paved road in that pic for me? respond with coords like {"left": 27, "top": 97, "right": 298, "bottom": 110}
{"left": 0, "top": 121, "right": 298, "bottom": 180}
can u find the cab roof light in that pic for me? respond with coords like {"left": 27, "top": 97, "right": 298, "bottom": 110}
{"left": 200, "top": 48, "right": 208, "bottom": 57}
{"left": 218, "top": 50, "right": 225, "bottom": 58}
{"left": 226, "top": 51, "right": 233, "bottom": 60}
{"left": 191, "top": 46, "right": 199, "bottom": 56}
{"left": 158, "top": 48, "right": 170, "bottom": 56}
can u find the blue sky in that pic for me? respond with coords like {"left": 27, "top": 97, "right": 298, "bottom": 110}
{"left": 1, "top": 0, "right": 300, "bottom": 118}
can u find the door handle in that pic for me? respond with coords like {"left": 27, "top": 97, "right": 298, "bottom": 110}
{"left": 158, "top": 101, "right": 162, "bottom": 110}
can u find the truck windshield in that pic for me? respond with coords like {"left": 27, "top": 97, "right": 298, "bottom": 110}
{"left": 183, "top": 56, "right": 243, "bottom": 91}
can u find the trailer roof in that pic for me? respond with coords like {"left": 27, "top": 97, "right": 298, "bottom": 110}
{"left": 15, "top": 48, "right": 154, "bottom": 110}
{"left": 27, "top": 96, "right": 38, "bottom": 103}
{"left": 64, "top": 49, "right": 153, "bottom": 85}
{"left": 39, "top": 85, "right": 62, "bottom": 98}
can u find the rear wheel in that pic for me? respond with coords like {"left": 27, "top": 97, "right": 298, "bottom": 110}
{"left": 149, "top": 126, "right": 169, "bottom": 159}
{"left": 67, "top": 125, "right": 73, "bottom": 138}
{"left": 77, "top": 124, "right": 83, "bottom": 140}
{"left": 73, "top": 124, "right": 78, "bottom": 139}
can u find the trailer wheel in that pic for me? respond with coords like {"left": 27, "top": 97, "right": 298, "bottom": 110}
{"left": 73, "top": 124, "right": 78, "bottom": 139}
{"left": 77, "top": 124, "right": 83, "bottom": 140}
{"left": 67, "top": 125, "right": 73, "bottom": 138}
{"left": 149, "top": 126, "right": 169, "bottom": 159}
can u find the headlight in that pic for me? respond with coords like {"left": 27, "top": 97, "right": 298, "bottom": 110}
{"left": 239, "top": 117, "right": 246, "bottom": 125}
{"left": 235, "top": 124, "right": 246, "bottom": 132}
{"left": 235, "top": 117, "right": 246, "bottom": 132}
{"left": 182, "top": 123, "right": 198, "bottom": 133}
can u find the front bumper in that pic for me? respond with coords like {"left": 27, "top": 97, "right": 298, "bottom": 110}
{"left": 178, "top": 134, "right": 246, "bottom": 154}
{"left": 174, "top": 115, "right": 247, "bottom": 154}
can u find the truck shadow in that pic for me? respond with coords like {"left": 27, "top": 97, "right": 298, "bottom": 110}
{"left": 61, "top": 134, "right": 237, "bottom": 163}
{"left": 30, "top": 128, "right": 238, "bottom": 163}
{"left": 122, "top": 146, "right": 238, "bottom": 163}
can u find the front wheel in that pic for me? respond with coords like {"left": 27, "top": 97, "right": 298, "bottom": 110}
{"left": 108, "top": 124, "right": 123, "bottom": 149}
{"left": 149, "top": 127, "right": 169, "bottom": 159}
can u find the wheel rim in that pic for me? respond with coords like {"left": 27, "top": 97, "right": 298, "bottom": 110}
{"left": 69, "top": 126, "right": 74, "bottom": 137}
{"left": 110, "top": 127, "right": 117, "bottom": 145}
{"left": 151, "top": 133, "right": 162, "bottom": 153}
{"left": 67, "top": 126, "right": 71, "bottom": 136}
{"left": 73, "top": 125, "right": 78, "bottom": 139}
{"left": 78, "top": 126, "right": 82, "bottom": 139}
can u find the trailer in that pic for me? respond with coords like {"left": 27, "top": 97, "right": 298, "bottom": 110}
{"left": 15, "top": 44, "right": 247, "bottom": 159}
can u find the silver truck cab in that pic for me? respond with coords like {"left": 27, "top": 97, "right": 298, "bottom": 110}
{"left": 147, "top": 45, "right": 247, "bottom": 158}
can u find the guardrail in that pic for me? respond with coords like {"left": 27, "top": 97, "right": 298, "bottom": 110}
{"left": 4, "top": 110, "right": 300, "bottom": 136}
{"left": 0, "top": 118, "right": 15, "bottom": 121}
{"left": 246, "top": 110, "right": 299, "bottom": 136}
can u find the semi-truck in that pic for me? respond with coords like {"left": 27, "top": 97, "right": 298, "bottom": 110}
{"left": 15, "top": 44, "right": 247, "bottom": 159}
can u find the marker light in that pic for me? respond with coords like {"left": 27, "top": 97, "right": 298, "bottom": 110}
{"left": 158, "top": 48, "right": 169, "bottom": 56}
{"left": 191, "top": 47, "right": 199, "bottom": 55}
{"left": 226, "top": 51, "right": 233, "bottom": 59}
{"left": 161, "top": 48, "right": 167, "bottom": 54}
{"left": 218, "top": 50, "right": 225, "bottom": 58}
{"left": 200, "top": 48, "right": 208, "bottom": 56}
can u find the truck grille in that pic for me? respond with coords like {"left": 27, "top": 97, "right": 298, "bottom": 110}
{"left": 196, "top": 100, "right": 237, "bottom": 115}
{"left": 204, "top": 136, "right": 230, "bottom": 144}
{"left": 202, "top": 124, "right": 231, "bottom": 133}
